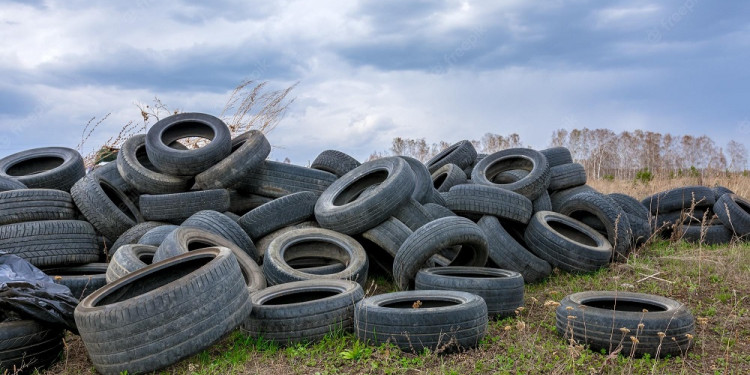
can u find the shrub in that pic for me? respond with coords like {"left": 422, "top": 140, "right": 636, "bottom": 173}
{"left": 635, "top": 168, "right": 654, "bottom": 184}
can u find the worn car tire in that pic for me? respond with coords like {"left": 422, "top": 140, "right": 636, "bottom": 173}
{"left": 0, "top": 189, "right": 77, "bottom": 225}
{"left": 540, "top": 147, "right": 573, "bottom": 167}
{"left": 0, "top": 175, "right": 26, "bottom": 192}
{"left": 139, "top": 189, "right": 230, "bottom": 222}
{"left": 239, "top": 191, "right": 318, "bottom": 240}
{"left": 315, "top": 157, "right": 415, "bottom": 235}
{"left": 431, "top": 164, "right": 467, "bottom": 193}
{"left": 0, "top": 147, "right": 85, "bottom": 192}
{"left": 642, "top": 186, "right": 715, "bottom": 215}
{"left": 264, "top": 227, "right": 368, "bottom": 286}
{"left": 183, "top": 210, "right": 256, "bottom": 257}
{"left": 445, "top": 184, "right": 533, "bottom": 224}
{"left": 558, "top": 192, "right": 632, "bottom": 260}
{"left": 548, "top": 163, "right": 587, "bottom": 191}
{"left": 0, "top": 220, "right": 99, "bottom": 267}
{"left": 194, "top": 130, "right": 271, "bottom": 189}
{"left": 714, "top": 193, "right": 750, "bottom": 237}
{"left": 236, "top": 160, "right": 337, "bottom": 198}
{"left": 241, "top": 279, "right": 364, "bottom": 345}
{"left": 71, "top": 174, "right": 143, "bottom": 241}
{"left": 415, "top": 267, "right": 524, "bottom": 318}
{"left": 74, "top": 248, "right": 252, "bottom": 375}
{"left": 556, "top": 291, "right": 695, "bottom": 357}
{"left": 472, "top": 148, "right": 550, "bottom": 200}
{"left": 145, "top": 112, "right": 232, "bottom": 176}
{"left": 524, "top": 211, "right": 613, "bottom": 273}
{"left": 311, "top": 150, "right": 361, "bottom": 177}
{"left": 393, "top": 216, "right": 488, "bottom": 290}
{"left": 355, "top": 290, "right": 487, "bottom": 353}
{"left": 137, "top": 225, "right": 178, "bottom": 247}
{"left": 105, "top": 244, "right": 157, "bottom": 283}
{"left": 426, "top": 140, "right": 477, "bottom": 173}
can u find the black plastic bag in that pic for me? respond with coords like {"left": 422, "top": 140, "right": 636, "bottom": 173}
{"left": 0, "top": 252, "right": 78, "bottom": 333}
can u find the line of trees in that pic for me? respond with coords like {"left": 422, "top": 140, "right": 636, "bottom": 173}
{"left": 368, "top": 128, "right": 749, "bottom": 179}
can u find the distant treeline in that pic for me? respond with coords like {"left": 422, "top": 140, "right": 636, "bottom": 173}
{"left": 367, "top": 129, "right": 749, "bottom": 179}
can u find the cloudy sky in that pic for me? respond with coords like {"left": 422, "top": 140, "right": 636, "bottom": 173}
{"left": 1, "top": 0, "right": 748, "bottom": 164}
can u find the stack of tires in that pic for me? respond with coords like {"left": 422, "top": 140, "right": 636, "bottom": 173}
{"left": 2, "top": 113, "right": 745, "bottom": 372}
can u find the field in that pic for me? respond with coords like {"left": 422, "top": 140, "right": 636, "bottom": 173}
{"left": 42, "top": 176, "right": 750, "bottom": 375}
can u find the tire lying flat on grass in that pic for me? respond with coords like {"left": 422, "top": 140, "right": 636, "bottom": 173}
{"left": 74, "top": 247, "right": 252, "bottom": 375}
{"left": 241, "top": 279, "right": 364, "bottom": 346}
{"left": 556, "top": 291, "right": 695, "bottom": 358}
{"left": 714, "top": 193, "right": 750, "bottom": 237}
{"left": 355, "top": 290, "right": 488, "bottom": 353}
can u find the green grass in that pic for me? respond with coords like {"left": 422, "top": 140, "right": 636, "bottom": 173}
{"left": 46, "top": 240, "right": 749, "bottom": 375}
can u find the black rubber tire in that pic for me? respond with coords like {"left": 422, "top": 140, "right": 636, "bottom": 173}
{"left": 311, "top": 150, "right": 361, "bottom": 177}
{"left": 550, "top": 184, "right": 596, "bottom": 212}
{"left": 315, "top": 157, "right": 415, "bottom": 235}
{"left": 241, "top": 279, "right": 364, "bottom": 345}
{"left": 431, "top": 164, "right": 467, "bottom": 192}
{"left": 556, "top": 291, "right": 695, "bottom": 358}
{"left": 392, "top": 198, "right": 433, "bottom": 231}
{"left": 183, "top": 210, "right": 257, "bottom": 257}
{"left": 445, "top": 184, "right": 533, "bottom": 224}
{"left": 489, "top": 169, "right": 552, "bottom": 213}
{"left": 679, "top": 224, "right": 733, "bottom": 245}
{"left": 558, "top": 192, "right": 633, "bottom": 260}
{"left": 109, "top": 221, "right": 167, "bottom": 256}
{"left": 362, "top": 217, "right": 411, "bottom": 258}
{"left": 155, "top": 225, "right": 261, "bottom": 267}
{"left": 117, "top": 134, "right": 194, "bottom": 194}
{"left": 264, "top": 227, "right": 369, "bottom": 286}
{"left": 0, "top": 320, "right": 63, "bottom": 374}
{"left": 424, "top": 202, "right": 456, "bottom": 219}
{"left": 472, "top": 148, "right": 550, "bottom": 200}
{"left": 540, "top": 147, "right": 573, "bottom": 167}
{"left": 0, "top": 220, "right": 100, "bottom": 267}
{"left": 105, "top": 244, "right": 157, "bottom": 283}
{"left": 254, "top": 221, "right": 319, "bottom": 261}
{"left": 393, "top": 216, "right": 488, "bottom": 290}
{"left": 139, "top": 189, "right": 230, "bottom": 222}
{"left": 145, "top": 112, "right": 231, "bottom": 176}
{"left": 355, "top": 290, "right": 488, "bottom": 353}
{"left": 415, "top": 267, "right": 524, "bottom": 318}
{"left": 74, "top": 247, "right": 252, "bottom": 375}
{"left": 524, "top": 211, "right": 613, "bottom": 273}
{"left": 548, "top": 163, "right": 587, "bottom": 191}
{"left": 235, "top": 160, "right": 338, "bottom": 198}
{"left": 137, "top": 225, "right": 178, "bottom": 247}
{"left": 0, "top": 146, "right": 85, "bottom": 192}
{"left": 478, "top": 215, "right": 551, "bottom": 283}
{"left": 42, "top": 263, "right": 108, "bottom": 300}
{"left": 194, "top": 130, "right": 271, "bottom": 189}
{"left": 714, "top": 193, "right": 750, "bottom": 237}
{"left": 0, "top": 175, "right": 26, "bottom": 192}
{"left": 654, "top": 210, "right": 707, "bottom": 236}
{"left": 71, "top": 174, "right": 144, "bottom": 240}
{"left": 89, "top": 161, "right": 139, "bottom": 204}
{"left": 712, "top": 186, "right": 734, "bottom": 201}
{"left": 642, "top": 186, "right": 715, "bottom": 215}
{"left": 399, "top": 156, "right": 433, "bottom": 203}
{"left": 0, "top": 189, "right": 77, "bottom": 225}
{"left": 426, "top": 140, "right": 477, "bottom": 173}
{"left": 239, "top": 191, "right": 318, "bottom": 240}
{"left": 226, "top": 190, "right": 273, "bottom": 215}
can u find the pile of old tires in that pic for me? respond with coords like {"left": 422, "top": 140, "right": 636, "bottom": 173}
{"left": 0, "top": 113, "right": 743, "bottom": 373}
